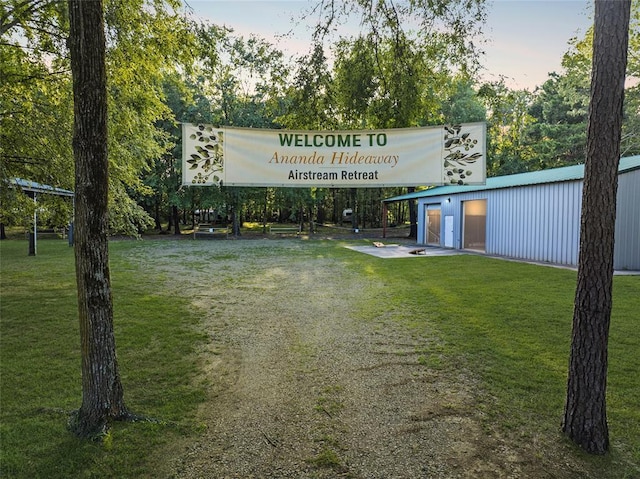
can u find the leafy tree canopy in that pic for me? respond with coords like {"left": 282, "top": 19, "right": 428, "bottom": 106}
{"left": 1, "top": 0, "right": 197, "bottom": 236}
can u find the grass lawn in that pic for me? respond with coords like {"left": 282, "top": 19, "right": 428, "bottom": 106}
{"left": 0, "top": 238, "right": 638, "bottom": 478}
{"left": 0, "top": 239, "right": 207, "bottom": 478}
{"left": 363, "top": 252, "right": 639, "bottom": 476}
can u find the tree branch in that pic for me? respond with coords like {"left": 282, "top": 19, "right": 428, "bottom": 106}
{"left": 0, "top": 0, "right": 57, "bottom": 36}
{"left": 3, "top": 69, "right": 71, "bottom": 83}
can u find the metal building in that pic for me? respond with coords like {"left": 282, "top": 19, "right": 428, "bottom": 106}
{"left": 383, "top": 156, "right": 640, "bottom": 271}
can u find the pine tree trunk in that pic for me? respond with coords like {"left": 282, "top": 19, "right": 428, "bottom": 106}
{"left": 154, "top": 198, "right": 162, "bottom": 230}
{"left": 172, "top": 205, "right": 180, "bottom": 235}
{"left": 407, "top": 187, "right": 417, "bottom": 239}
{"left": 350, "top": 188, "right": 358, "bottom": 230}
{"left": 68, "top": 0, "right": 128, "bottom": 439}
{"left": 562, "top": 0, "right": 630, "bottom": 454}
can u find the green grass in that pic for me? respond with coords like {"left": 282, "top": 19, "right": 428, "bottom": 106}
{"left": 1, "top": 238, "right": 638, "bottom": 478}
{"left": 0, "top": 240, "right": 207, "bottom": 478}
{"left": 351, "top": 251, "right": 640, "bottom": 475}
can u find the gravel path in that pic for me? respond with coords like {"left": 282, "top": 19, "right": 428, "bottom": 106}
{"left": 141, "top": 239, "right": 550, "bottom": 478}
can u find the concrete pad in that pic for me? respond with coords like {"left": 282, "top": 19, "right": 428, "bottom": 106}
{"left": 345, "top": 244, "right": 466, "bottom": 259}
{"left": 346, "top": 244, "right": 639, "bottom": 273}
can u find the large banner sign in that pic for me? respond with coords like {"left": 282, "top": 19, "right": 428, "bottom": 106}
{"left": 182, "top": 123, "right": 485, "bottom": 187}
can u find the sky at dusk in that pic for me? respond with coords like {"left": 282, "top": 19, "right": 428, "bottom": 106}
{"left": 185, "top": 0, "right": 593, "bottom": 91}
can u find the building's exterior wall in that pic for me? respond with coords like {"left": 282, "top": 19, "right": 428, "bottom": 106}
{"left": 486, "top": 181, "right": 582, "bottom": 266}
{"left": 417, "top": 191, "right": 484, "bottom": 249}
{"left": 614, "top": 168, "right": 640, "bottom": 270}
{"left": 415, "top": 169, "right": 638, "bottom": 270}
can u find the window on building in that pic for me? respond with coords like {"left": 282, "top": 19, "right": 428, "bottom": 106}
{"left": 426, "top": 207, "right": 441, "bottom": 246}
{"left": 463, "top": 199, "right": 486, "bottom": 251}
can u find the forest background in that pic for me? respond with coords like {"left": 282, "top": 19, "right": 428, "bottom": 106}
{"left": 1, "top": 0, "right": 639, "bottom": 237}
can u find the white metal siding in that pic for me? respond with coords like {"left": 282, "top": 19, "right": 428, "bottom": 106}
{"left": 614, "top": 169, "right": 640, "bottom": 270}
{"left": 413, "top": 163, "right": 638, "bottom": 271}
{"left": 482, "top": 181, "right": 582, "bottom": 265}
{"left": 417, "top": 181, "right": 583, "bottom": 266}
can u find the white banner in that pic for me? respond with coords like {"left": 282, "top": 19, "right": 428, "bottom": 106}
{"left": 182, "top": 123, "right": 485, "bottom": 187}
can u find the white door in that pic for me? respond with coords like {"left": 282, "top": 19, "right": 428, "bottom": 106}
{"left": 444, "top": 215, "right": 454, "bottom": 247}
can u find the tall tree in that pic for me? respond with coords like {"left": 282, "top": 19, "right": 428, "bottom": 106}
{"left": 307, "top": 0, "right": 486, "bottom": 238}
{"left": 279, "top": 42, "right": 335, "bottom": 130}
{"left": 526, "top": 71, "right": 589, "bottom": 169}
{"left": 103, "top": 0, "right": 194, "bottom": 236}
{"left": 524, "top": 1, "right": 639, "bottom": 172}
{"left": 477, "top": 80, "right": 536, "bottom": 176}
{"left": 441, "top": 78, "right": 487, "bottom": 125}
{"left": 1, "top": 0, "right": 194, "bottom": 237}
{"left": 67, "top": 0, "right": 128, "bottom": 439}
{"left": 1, "top": 0, "right": 74, "bottom": 229}
{"left": 622, "top": 1, "right": 640, "bottom": 156}
{"left": 562, "top": 0, "right": 631, "bottom": 454}
{"left": 556, "top": 0, "right": 639, "bottom": 158}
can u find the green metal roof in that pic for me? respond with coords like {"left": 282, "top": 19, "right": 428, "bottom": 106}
{"left": 383, "top": 155, "right": 640, "bottom": 203}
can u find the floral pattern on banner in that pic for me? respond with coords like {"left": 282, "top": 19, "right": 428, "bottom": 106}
{"left": 186, "top": 124, "right": 224, "bottom": 185}
{"left": 443, "top": 124, "right": 483, "bottom": 185}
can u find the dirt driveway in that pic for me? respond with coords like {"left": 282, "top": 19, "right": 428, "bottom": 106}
{"left": 146, "top": 239, "right": 584, "bottom": 478}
